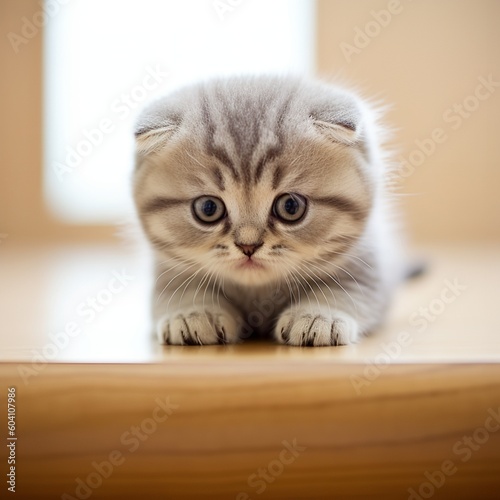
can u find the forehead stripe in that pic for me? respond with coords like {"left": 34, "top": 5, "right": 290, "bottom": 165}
{"left": 310, "top": 196, "right": 368, "bottom": 222}
{"left": 201, "top": 92, "right": 240, "bottom": 182}
{"left": 253, "top": 94, "right": 293, "bottom": 184}
{"left": 142, "top": 197, "right": 189, "bottom": 214}
{"left": 271, "top": 164, "right": 284, "bottom": 190}
{"left": 213, "top": 167, "right": 225, "bottom": 191}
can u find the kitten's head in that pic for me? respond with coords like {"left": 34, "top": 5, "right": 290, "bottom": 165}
{"left": 133, "top": 76, "right": 380, "bottom": 286}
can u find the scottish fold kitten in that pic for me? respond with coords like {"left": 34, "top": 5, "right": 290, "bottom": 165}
{"left": 133, "top": 76, "right": 403, "bottom": 346}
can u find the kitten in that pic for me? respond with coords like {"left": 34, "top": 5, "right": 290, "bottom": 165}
{"left": 133, "top": 76, "right": 403, "bottom": 346}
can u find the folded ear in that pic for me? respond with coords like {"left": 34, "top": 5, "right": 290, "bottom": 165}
{"left": 310, "top": 93, "right": 363, "bottom": 146}
{"left": 134, "top": 95, "right": 183, "bottom": 156}
{"left": 135, "top": 123, "right": 178, "bottom": 156}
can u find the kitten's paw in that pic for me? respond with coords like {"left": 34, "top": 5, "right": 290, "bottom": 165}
{"left": 157, "top": 309, "right": 239, "bottom": 345}
{"left": 275, "top": 308, "right": 359, "bottom": 346}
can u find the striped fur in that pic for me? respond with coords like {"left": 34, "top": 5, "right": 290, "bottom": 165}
{"left": 133, "top": 76, "right": 403, "bottom": 346}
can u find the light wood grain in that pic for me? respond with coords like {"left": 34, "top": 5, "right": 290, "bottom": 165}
{"left": 1, "top": 362, "right": 500, "bottom": 499}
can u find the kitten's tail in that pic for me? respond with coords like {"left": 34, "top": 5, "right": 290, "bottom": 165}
{"left": 405, "top": 260, "right": 428, "bottom": 280}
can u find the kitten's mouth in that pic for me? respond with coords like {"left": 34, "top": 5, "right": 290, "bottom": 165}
{"left": 236, "top": 257, "right": 265, "bottom": 270}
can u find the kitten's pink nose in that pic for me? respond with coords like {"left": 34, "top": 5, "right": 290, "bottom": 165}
{"left": 235, "top": 242, "right": 263, "bottom": 257}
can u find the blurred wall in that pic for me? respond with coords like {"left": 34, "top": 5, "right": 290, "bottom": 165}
{"left": 0, "top": 0, "right": 43, "bottom": 240}
{"left": 317, "top": 0, "right": 500, "bottom": 243}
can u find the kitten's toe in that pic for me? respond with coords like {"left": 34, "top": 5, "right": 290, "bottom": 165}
{"left": 275, "top": 309, "right": 359, "bottom": 346}
{"left": 157, "top": 309, "right": 239, "bottom": 345}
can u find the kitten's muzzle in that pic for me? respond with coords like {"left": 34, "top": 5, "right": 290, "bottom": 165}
{"left": 235, "top": 241, "right": 263, "bottom": 257}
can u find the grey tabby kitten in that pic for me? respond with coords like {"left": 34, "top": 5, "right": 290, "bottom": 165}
{"left": 133, "top": 76, "right": 403, "bottom": 346}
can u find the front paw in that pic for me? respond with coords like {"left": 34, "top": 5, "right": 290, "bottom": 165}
{"left": 157, "top": 309, "right": 239, "bottom": 345}
{"left": 275, "top": 308, "right": 359, "bottom": 346}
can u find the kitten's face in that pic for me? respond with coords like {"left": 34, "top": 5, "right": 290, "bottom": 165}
{"left": 133, "top": 78, "right": 375, "bottom": 286}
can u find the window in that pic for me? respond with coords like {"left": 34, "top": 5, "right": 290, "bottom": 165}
{"left": 43, "top": 0, "right": 315, "bottom": 223}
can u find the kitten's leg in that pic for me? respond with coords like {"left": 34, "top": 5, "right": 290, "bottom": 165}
{"left": 154, "top": 267, "right": 241, "bottom": 345}
{"left": 274, "top": 276, "right": 377, "bottom": 346}
{"left": 275, "top": 305, "right": 360, "bottom": 346}
{"left": 157, "top": 307, "right": 240, "bottom": 345}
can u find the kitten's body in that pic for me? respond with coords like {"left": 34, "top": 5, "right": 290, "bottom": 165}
{"left": 133, "top": 76, "right": 403, "bottom": 346}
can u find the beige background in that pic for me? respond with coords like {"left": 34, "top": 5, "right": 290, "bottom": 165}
{"left": 1, "top": 0, "right": 499, "bottom": 243}
{"left": 317, "top": 0, "right": 500, "bottom": 243}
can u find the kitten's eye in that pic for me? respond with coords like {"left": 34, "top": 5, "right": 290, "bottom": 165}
{"left": 273, "top": 193, "right": 307, "bottom": 223}
{"left": 192, "top": 196, "right": 226, "bottom": 223}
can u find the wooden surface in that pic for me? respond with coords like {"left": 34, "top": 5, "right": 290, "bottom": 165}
{"left": 0, "top": 242, "right": 499, "bottom": 499}
{"left": 1, "top": 243, "right": 499, "bottom": 362}
{"left": 1, "top": 363, "right": 500, "bottom": 499}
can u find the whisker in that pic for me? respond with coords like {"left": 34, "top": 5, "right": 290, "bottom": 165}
{"left": 314, "top": 258, "right": 365, "bottom": 298}
{"left": 211, "top": 269, "right": 220, "bottom": 310}
{"left": 283, "top": 274, "right": 296, "bottom": 309}
{"left": 287, "top": 264, "right": 314, "bottom": 311}
{"left": 166, "top": 265, "right": 207, "bottom": 313}
{"left": 156, "top": 262, "right": 198, "bottom": 304}
{"left": 215, "top": 271, "right": 223, "bottom": 311}
{"left": 155, "top": 254, "right": 194, "bottom": 267}
{"left": 192, "top": 267, "right": 213, "bottom": 305}
{"left": 324, "top": 249, "right": 373, "bottom": 270}
{"left": 312, "top": 260, "right": 358, "bottom": 313}
{"left": 202, "top": 267, "right": 216, "bottom": 313}
{"left": 292, "top": 263, "right": 320, "bottom": 307}
{"left": 285, "top": 270, "right": 301, "bottom": 310}
{"left": 297, "top": 261, "right": 336, "bottom": 313}
{"left": 155, "top": 257, "right": 195, "bottom": 286}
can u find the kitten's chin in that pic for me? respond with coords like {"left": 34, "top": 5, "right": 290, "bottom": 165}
{"left": 236, "top": 258, "right": 265, "bottom": 270}
{"left": 223, "top": 258, "right": 276, "bottom": 286}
